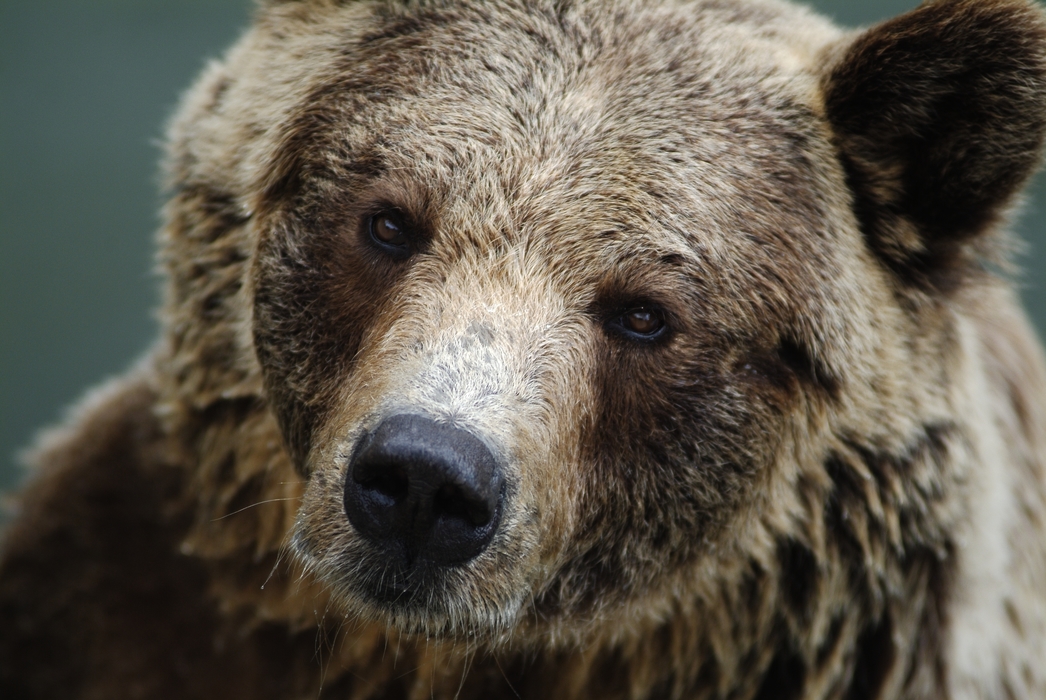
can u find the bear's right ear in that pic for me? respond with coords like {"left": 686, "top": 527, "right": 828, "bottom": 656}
{"left": 823, "top": 0, "right": 1046, "bottom": 290}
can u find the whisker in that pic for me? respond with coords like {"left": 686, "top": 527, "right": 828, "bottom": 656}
{"left": 492, "top": 651, "right": 521, "bottom": 699}
{"left": 210, "top": 497, "right": 299, "bottom": 521}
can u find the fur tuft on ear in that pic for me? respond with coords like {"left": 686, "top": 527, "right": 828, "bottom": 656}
{"left": 824, "top": 0, "right": 1046, "bottom": 289}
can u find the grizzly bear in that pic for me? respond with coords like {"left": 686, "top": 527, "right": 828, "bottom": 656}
{"left": 3, "top": 0, "right": 1046, "bottom": 697}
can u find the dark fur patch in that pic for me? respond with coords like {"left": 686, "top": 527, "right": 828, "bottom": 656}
{"left": 900, "top": 544, "right": 955, "bottom": 696}
{"left": 778, "top": 538, "right": 820, "bottom": 624}
{"left": 846, "top": 614, "right": 896, "bottom": 700}
{"left": 777, "top": 336, "right": 841, "bottom": 401}
{"left": 754, "top": 645, "right": 807, "bottom": 700}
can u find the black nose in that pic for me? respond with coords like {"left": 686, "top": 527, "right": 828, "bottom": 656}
{"left": 344, "top": 414, "right": 503, "bottom": 567}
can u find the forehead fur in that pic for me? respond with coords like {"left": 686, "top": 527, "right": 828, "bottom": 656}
{"left": 172, "top": 0, "right": 844, "bottom": 216}
{"left": 167, "top": 0, "right": 878, "bottom": 340}
{"left": 262, "top": 0, "right": 843, "bottom": 232}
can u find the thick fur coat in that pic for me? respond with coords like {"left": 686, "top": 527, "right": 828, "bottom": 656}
{"left": 3, "top": 0, "right": 1046, "bottom": 698}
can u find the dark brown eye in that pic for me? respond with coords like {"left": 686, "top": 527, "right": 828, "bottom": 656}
{"left": 368, "top": 211, "right": 410, "bottom": 255}
{"left": 624, "top": 309, "right": 663, "bottom": 334}
{"left": 611, "top": 307, "right": 667, "bottom": 341}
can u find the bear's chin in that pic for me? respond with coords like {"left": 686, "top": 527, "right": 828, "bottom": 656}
{"left": 347, "top": 556, "right": 473, "bottom": 612}
{"left": 290, "top": 526, "right": 529, "bottom": 641}
{"left": 334, "top": 574, "right": 528, "bottom": 642}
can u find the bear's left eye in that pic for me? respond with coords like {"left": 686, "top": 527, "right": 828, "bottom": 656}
{"left": 609, "top": 308, "right": 667, "bottom": 341}
{"left": 367, "top": 211, "right": 412, "bottom": 257}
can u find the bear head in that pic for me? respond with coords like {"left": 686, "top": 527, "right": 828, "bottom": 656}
{"left": 159, "top": 0, "right": 1046, "bottom": 652}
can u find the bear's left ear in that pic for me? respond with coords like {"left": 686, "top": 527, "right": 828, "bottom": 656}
{"left": 823, "top": 0, "right": 1046, "bottom": 289}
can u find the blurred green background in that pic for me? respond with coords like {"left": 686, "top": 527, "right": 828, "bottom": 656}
{"left": 2, "top": 0, "right": 1045, "bottom": 496}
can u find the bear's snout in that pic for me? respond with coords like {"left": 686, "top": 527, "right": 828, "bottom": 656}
{"left": 344, "top": 414, "right": 504, "bottom": 568}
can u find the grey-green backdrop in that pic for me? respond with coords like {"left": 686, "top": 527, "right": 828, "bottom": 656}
{"left": 2, "top": 0, "right": 1045, "bottom": 495}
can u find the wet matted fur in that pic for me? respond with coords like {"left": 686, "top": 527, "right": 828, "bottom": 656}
{"left": 3, "top": 0, "right": 1046, "bottom": 698}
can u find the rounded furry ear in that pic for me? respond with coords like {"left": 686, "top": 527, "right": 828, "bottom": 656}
{"left": 824, "top": 0, "right": 1046, "bottom": 289}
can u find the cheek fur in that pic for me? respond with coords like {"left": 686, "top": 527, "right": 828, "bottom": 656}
{"left": 530, "top": 332, "right": 778, "bottom": 614}
{"left": 252, "top": 210, "right": 412, "bottom": 468}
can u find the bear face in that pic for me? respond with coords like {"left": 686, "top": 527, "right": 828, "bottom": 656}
{"left": 243, "top": 0, "right": 870, "bottom": 641}
{"left": 151, "top": 0, "right": 1038, "bottom": 655}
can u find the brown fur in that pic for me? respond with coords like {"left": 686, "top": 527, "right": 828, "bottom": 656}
{"left": 3, "top": 0, "right": 1046, "bottom": 698}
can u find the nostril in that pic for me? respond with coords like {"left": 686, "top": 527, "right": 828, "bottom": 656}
{"left": 355, "top": 460, "right": 408, "bottom": 504}
{"left": 433, "top": 483, "right": 492, "bottom": 527}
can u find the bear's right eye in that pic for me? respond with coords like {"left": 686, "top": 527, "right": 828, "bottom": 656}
{"left": 367, "top": 211, "right": 411, "bottom": 258}
{"left": 607, "top": 307, "right": 669, "bottom": 342}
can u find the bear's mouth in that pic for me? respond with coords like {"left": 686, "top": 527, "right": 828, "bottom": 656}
{"left": 358, "top": 560, "right": 441, "bottom": 607}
